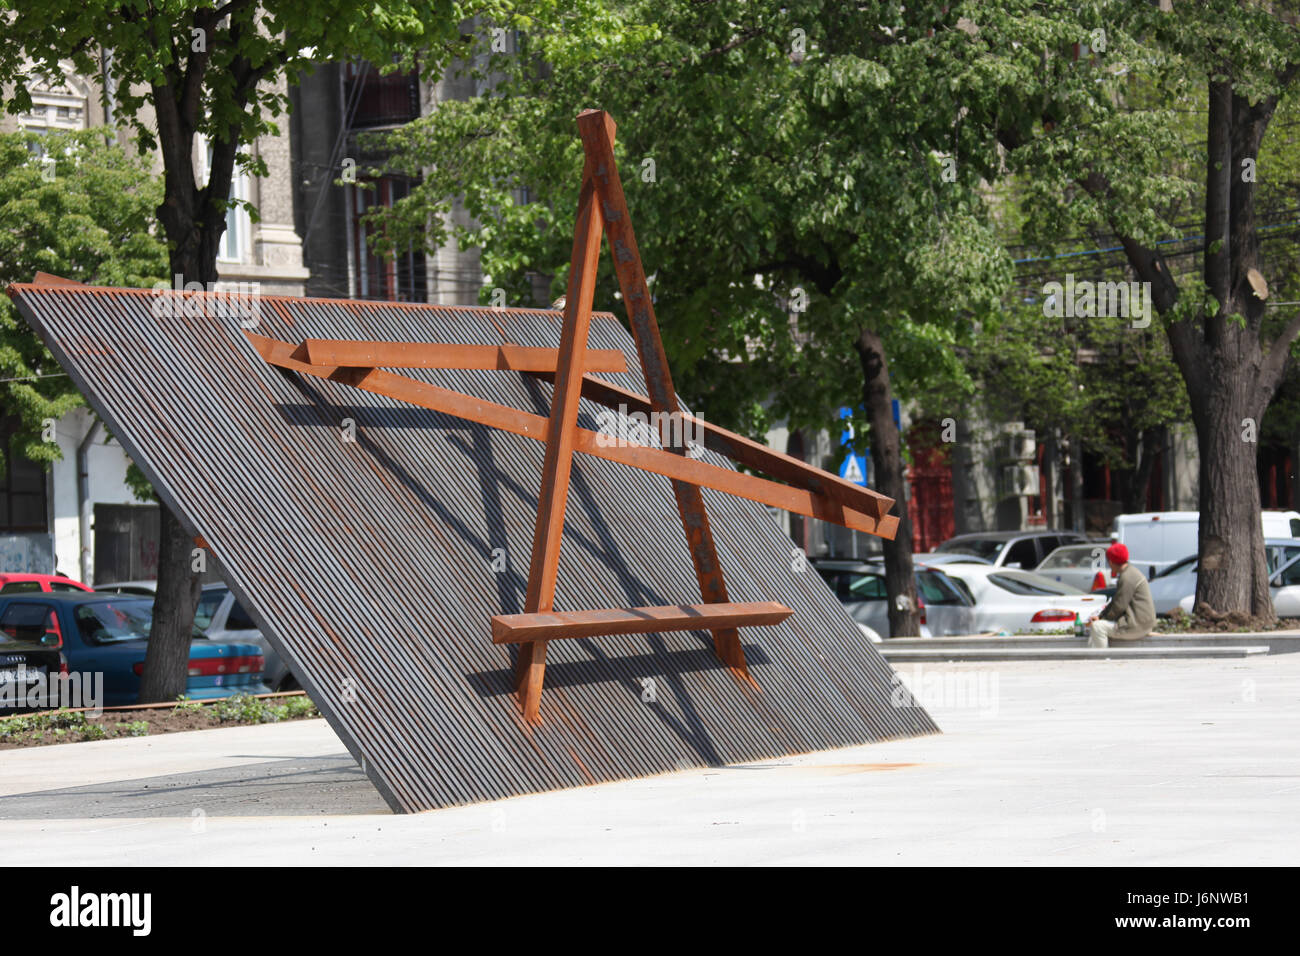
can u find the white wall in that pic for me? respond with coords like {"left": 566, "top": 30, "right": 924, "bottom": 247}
{"left": 51, "top": 407, "right": 143, "bottom": 583}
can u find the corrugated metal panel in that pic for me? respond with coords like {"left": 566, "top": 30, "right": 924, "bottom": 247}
{"left": 9, "top": 285, "right": 938, "bottom": 813}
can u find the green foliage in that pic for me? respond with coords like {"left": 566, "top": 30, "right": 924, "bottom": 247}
{"left": 208, "top": 692, "right": 319, "bottom": 723}
{"left": 0, "top": 128, "right": 167, "bottom": 474}
{"left": 0, "top": 694, "right": 318, "bottom": 748}
{"left": 366, "top": 0, "right": 1014, "bottom": 440}
{"left": 965, "top": 300, "right": 1190, "bottom": 471}
{"left": 0, "top": 0, "right": 471, "bottom": 177}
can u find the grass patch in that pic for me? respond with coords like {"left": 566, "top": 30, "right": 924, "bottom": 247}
{"left": 0, "top": 694, "right": 320, "bottom": 749}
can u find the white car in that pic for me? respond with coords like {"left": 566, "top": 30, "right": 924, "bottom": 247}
{"left": 1180, "top": 551, "right": 1300, "bottom": 618}
{"left": 1113, "top": 511, "right": 1300, "bottom": 577}
{"left": 1147, "top": 556, "right": 1198, "bottom": 614}
{"left": 813, "top": 559, "right": 976, "bottom": 637}
{"left": 937, "top": 564, "right": 1108, "bottom": 633}
{"left": 909, "top": 552, "right": 994, "bottom": 567}
{"left": 1037, "top": 544, "right": 1115, "bottom": 592}
{"left": 1274, "top": 555, "right": 1300, "bottom": 617}
{"left": 1153, "top": 539, "right": 1300, "bottom": 614}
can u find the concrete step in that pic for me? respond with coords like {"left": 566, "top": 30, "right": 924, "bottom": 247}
{"left": 881, "top": 632, "right": 1300, "bottom": 654}
{"left": 879, "top": 645, "right": 1270, "bottom": 662}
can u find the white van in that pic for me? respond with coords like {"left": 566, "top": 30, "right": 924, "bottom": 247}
{"left": 1111, "top": 510, "right": 1300, "bottom": 577}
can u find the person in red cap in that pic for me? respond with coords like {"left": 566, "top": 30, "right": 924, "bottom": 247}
{"left": 1087, "top": 542, "right": 1156, "bottom": 648}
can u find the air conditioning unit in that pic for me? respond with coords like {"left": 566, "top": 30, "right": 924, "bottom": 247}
{"left": 1000, "top": 432, "right": 1036, "bottom": 462}
{"left": 998, "top": 464, "right": 1040, "bottom": 498}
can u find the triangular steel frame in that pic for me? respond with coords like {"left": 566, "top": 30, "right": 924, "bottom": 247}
{"left": 240, "top": 110, "right": 900, "bottom": 725}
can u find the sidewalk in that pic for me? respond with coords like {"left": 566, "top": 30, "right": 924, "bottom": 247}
{"left": 1, "top": 653, "right": 1296, "bottom": 865}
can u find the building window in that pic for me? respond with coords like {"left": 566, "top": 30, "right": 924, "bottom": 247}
{"left": 18, "top": 93, "right": 86, "bottom": 133}
{"left": 345, "top": 60, "right": 420, "bottom": 129}
{"left": 200, "top": 139, "right": 249, "bottom": 264}
{"left": 0, "top": 420, "right": 49, "bottom": 533}
{"left": 351, "top": 176, "right": 426, "bottom": 302}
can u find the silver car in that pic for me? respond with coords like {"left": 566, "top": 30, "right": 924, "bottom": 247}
{"left": 1037, "top": 544, "right": 1115, "bottom": 592}
{"left": 1148, "top": 538, "right": 1300, "bottom": 614}
{"left": 195, "top": 584, "right": 297, "bottom": 691}
{"left": 934, "top": 530, "right": 1088, "bottom": 570}
{"left": 813, "top": 559, "right": 976, "bottom": 637}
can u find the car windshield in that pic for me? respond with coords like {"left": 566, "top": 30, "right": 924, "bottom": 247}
{"left": 1153, "top": 555, "right": 1198, "bottom": 578}
{"left": 936, "top": 538, "right": 1006, "bottom": 560}
{"left": 1039, "top": 547, "right": 1103, "bottom": 570}
{"left": 1266, "top": 545, "right": 1300, "bottom": 572}
{"left": 987, "top": 571, "right": 1084, "bottom": 596}
{"left": 194, "top": 588, "right": 228, "bottom": 630}
{"left": 845, "top": 573, "right": 887, "bottom": 600}
{"left": 917, "top": 570, "right": 968, "bottom": 606}
{"left": 75, "top": 599, "right": 155, "bottom": 644}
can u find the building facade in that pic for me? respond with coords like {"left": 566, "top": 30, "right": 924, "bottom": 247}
{"left": 1, "top": 59, "right": 307, "bottom": 582}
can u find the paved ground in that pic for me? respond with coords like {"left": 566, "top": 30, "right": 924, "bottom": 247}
{"left": 1, "top": 654, "right": 1296, "bottom": 865}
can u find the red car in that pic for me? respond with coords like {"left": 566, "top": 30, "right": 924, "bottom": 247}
{"left": 0, "top": 574, "right": 93, "bottom": 595}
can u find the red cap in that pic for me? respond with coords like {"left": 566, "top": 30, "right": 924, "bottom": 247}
{"left": 1106, "top": 542, "right": 1129, "bottom": 565}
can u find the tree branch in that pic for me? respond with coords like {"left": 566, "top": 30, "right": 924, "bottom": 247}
{"left": 1259, "top": 311, "right": 1300, "bottom": 396}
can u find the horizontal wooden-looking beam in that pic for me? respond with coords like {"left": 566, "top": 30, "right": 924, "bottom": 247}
{"left": 295, "top": 339, "right": 627, "bottom": 373}
{"left": 491, "top": 601, "right": 793, "bottom": 644}
{"left": 530, "top": 370, "right": 895, "bottom": 521}
{"left": 247, "top": 332, "right": 899, "bottom": 540}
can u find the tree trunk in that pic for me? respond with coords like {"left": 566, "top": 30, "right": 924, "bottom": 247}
{"left": 137, "top": 503, "right": 203, "bottom": 702}
{"left": 1124, "top": 424, "right": 1165, "bottom": 514}
{"left": 1185, "top": 356, "right": 1273, "bottom": 618}
{"left": 855, "top": 325, "right": 920, "bottom": 637}
{"left": 134, "top": 240, "right": 217, "bottom": 702}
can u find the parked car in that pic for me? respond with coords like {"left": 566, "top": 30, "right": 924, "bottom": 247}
{"left": 0, "top": 602, "right": 66, "bottom": 711}
{"left": 93, "top": 580, "right": 158, "bottom": 596}
{"left": 813, "top": 558, "right": 976, "bottom": 637}
{"left": 934, "top": 530, "right": 1088, "bottom": 570}
{"left": 909, "top": 552, "right": 994, "bottom": 566}
{"left": 935, "top": 564, "right": 1108, "bottom": 633}
{"left": 1037, "top": 543, "right": 1116, "bottom": 592}
{"left": 195, "top": 584, "right": 296, "bottom": 691}
{"left": 98, "top": 580, "right": 297, "bottom": 691}
{"left": 1179, "top": 550, "right": 1300, "bottom": 618}
{"left": 0, "top": 592, "right": 269, "bottom": 707}
{"left": 1144, "top": 538, "right": 1300, "bottom": 614}
{"left": 0, "top": 573, "right": 93, "bottom": 595}
{"left": 1271, "top": 553, "right": 1300, "bottom": 617}
{"left": 1111, "top": 511, "right": 1300, "bottom": 577}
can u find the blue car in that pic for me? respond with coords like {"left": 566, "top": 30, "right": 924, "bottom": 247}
{"left": 0, "top": 592, "right": 270, "bottom": 707}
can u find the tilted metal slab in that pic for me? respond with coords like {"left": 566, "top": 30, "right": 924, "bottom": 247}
{"left": 9, "top": 284, "right": 938, "bottom": 813}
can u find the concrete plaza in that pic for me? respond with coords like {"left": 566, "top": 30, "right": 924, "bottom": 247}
{"left": 1, "top": 653, "right": 1295, "bottom": 865}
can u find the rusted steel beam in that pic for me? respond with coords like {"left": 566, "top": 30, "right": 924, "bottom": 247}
{"left": 529, "top": 371, "right": 895, "bottom": 522}
{"left": 515, "top": 167, "right": 608, "bottom": 724}
{"left": 575, "top": 110, "right": 751, "bottom": 682}
{"left": 296, "top": 339, "right": 626, "bottom": 373}
{"left": 492, "top": 601, "right": 793, "bottom": 644}
{"left": 32, "top": 272, "right": 84, "bottom": 286}
{"left": 247, "top": 332, "right": 900, "bottom": 539}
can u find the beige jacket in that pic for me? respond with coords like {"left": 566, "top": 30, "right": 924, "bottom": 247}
{"left": 1099, "top": 563, "right": 1157, "bottom": 640}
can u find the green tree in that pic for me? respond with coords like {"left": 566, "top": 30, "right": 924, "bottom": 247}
{"left": 968, "top": 0, "right": 1300, "bottom": 617}
{"left": 966, "top": 295, "right": 1191, "bottom": 519}
{"left": 366, "top": 1, "right": 1013, "bottom": 636}
{"left": 0, "top": 127, "right": 166, "bottom": 489}
{"left": 1, "top": 0, "right": 474, "bottom": 700}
